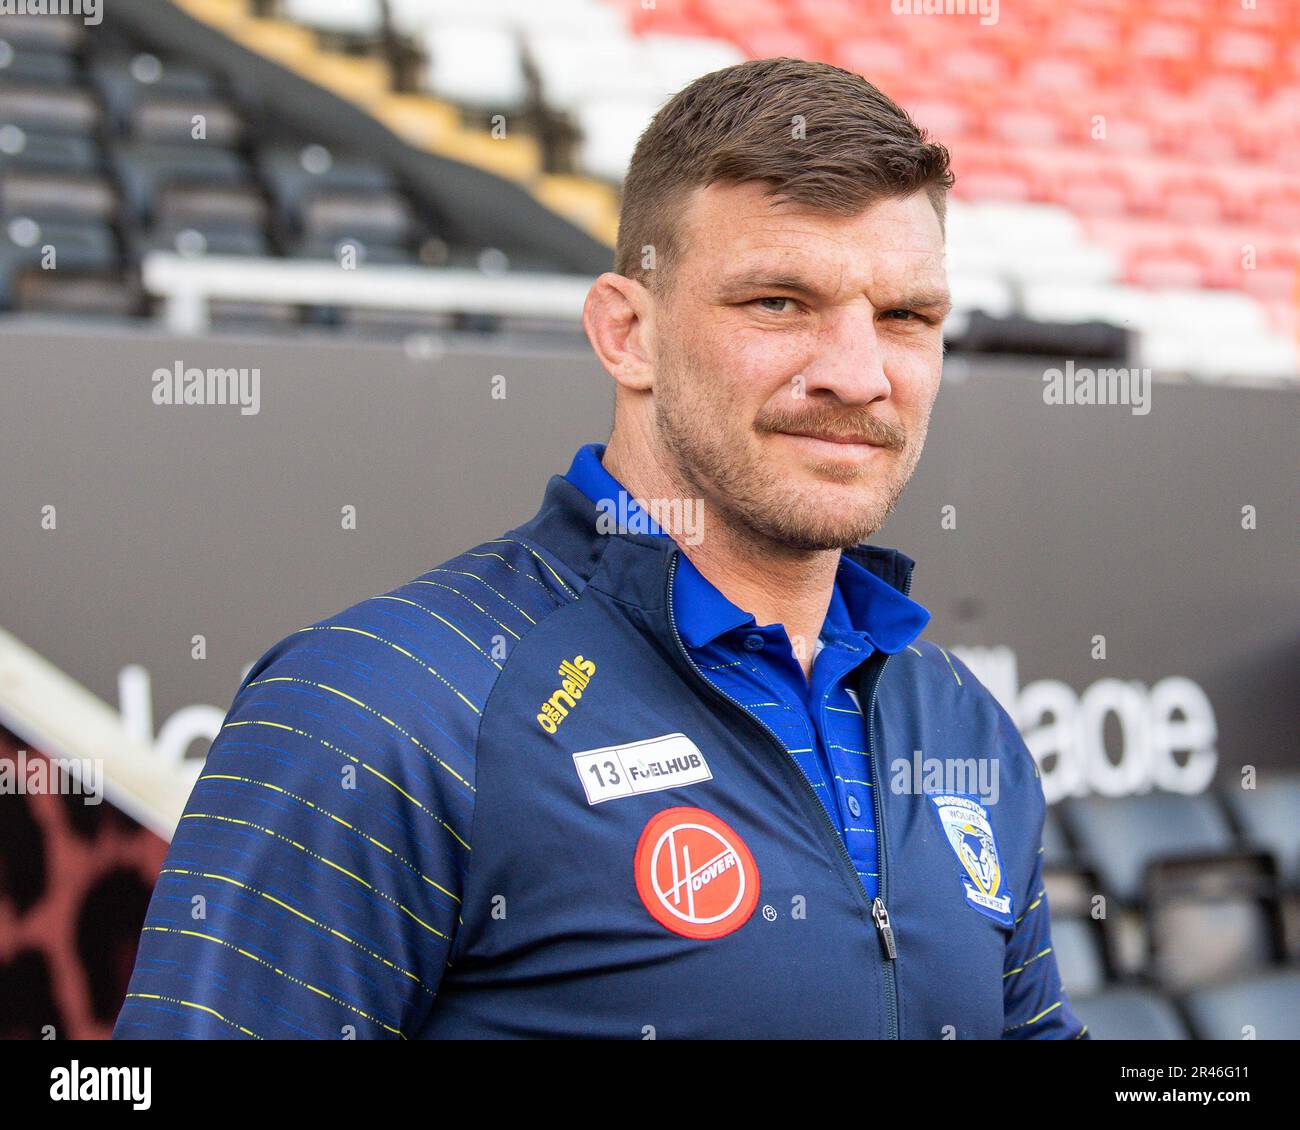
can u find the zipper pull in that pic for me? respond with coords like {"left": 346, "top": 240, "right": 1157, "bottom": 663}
{"left": 872, "top": 897, "right": 897, "bottom": 959}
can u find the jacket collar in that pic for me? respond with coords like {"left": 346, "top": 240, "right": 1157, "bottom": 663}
{"left": 511, "top": 448, "right": 930, "bottom": 655}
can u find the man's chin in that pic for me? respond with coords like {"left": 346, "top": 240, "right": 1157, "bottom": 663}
{"left": 748, "top": 501, "right": 885, "bottom": 552}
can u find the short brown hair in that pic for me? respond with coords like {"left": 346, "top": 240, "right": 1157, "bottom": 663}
{"left": 614, "top": 56, "right": 953, "bottom": 292}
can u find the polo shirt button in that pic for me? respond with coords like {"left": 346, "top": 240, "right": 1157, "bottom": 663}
{"left": 847, "top": 794, "right": 862, "bottom": 818}
{"left": 742, "top": 633, "right": 765, "bottom": 651}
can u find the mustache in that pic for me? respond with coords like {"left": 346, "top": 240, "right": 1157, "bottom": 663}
{"left": 756, "top": 410, "right": 906, "bottom": 449}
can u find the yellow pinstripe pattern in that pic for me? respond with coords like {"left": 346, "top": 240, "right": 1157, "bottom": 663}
{"left": 429, "top": 567, "right": 539, "bottom": 624}
{"left": 1015, "top": 887, "right": 1046, "bottom": 925}
{"left": 242, "top": 679, "right": 477, "bottom": 793}
{"left": 179, "top": 812, "right": 452, "bottom": 941}
{"left": 369, "top": 594, "right": 504, "bottom": 669}
{"left": 138, "top": 926, "right": 407, "bottom": 1038}
{"left": 159, "top": 867, "right": 440, "bottom": 996}
{"left": 408, "top": 579, "right": 523, "bottom": 639}
{"left": 1003, "top": 999, "right": 1062, "bottom": 1032}
{"left": 123, "top": 993, "right": 262, "bottom": 1039}
{"left": 223, "top": 718, "right": 472, "bottom": 847}
{"left": 485, "top": 537, "right": 580, "bottom": 600}
{"left": 292, "top": 625, "right": 482, "bottom": 713}
{"left": 1003, "top": 945, "right": 1054, "bottom": 979}
{"left": 198, "top": 773, "right": 459, "bottom": 901}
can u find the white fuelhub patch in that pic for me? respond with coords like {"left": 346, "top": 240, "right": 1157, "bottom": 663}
{"left": 572, "top": 733, "right": 712, "bottom": 805}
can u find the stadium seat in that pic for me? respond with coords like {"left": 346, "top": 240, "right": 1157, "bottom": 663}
{"left": 0, "top": 217, "right": 117, "bottom": 310}
{"left": 89, "top": 54, "right": 220, "bottom": 132}
{"left": 420, "top": 25, "right": 528, "bottom": 116}
{"left": 256, "top": 143, "right": 394, "bottom": 231}
{"left": 0, "top": 169, "right": 116, "bottom": 224}
{"left": 131, "top": 222, "right": 270, "bottom": 260}
{"left": 1222, "top": 775, "right": 1300, "bottom": 891}
{"left": 1050, "top": 916, "right": 1109, "bottom": 1000}
{"left": 1071, "top": 986, "right": 1191, "bottom": 1039}
{"left": 1182, "top": 966, "right": 1300, "bottom": 1040}
{"left": 1144, "top": 853, "right": 1283, "bottom": 991}
{"left": 1059, "top": 792, "right": 1235, "bottom": 906}
{"left": 280, "top": 0, "right": 383, "bottom": 39}
{"left": 0, "top": 42, "right": 78, "bottom": 86}
{"left": 109, "top": 142, "right": 252, "bottom": 224}
{"left": 0, "top": 128, "right": 97, "bottom": 175}
{"left": 0, "top": 83, "right": 100, "bottom": 135}
{"left": 0, "top": 12, "right": 84, "bottom": 52}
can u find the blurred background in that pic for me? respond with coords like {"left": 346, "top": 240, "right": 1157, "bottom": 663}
{"left": 0, "top": 0, "right": 1297, "bottom": 1040}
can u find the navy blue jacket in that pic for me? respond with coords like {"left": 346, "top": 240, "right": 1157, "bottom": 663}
{"left": 115, "top": 471, "right": 1086, "bottom": 1040}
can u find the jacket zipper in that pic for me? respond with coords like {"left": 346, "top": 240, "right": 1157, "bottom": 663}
{"left": 664, "top": 548, "right": 905, "bottom": 1039}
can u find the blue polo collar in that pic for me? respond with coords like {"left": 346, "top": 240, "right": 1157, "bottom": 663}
{"left": 563, "top": 443, "right": 931, "bottom": 655}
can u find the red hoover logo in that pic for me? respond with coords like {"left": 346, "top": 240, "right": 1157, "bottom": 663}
{"left": 633, "top": 806, "right": 760, "bottom": 939}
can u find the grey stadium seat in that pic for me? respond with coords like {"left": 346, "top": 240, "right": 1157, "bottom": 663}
{"left": 1071, "top": 986, "right": 1191, "bottom": 1039}
{"left": 1145, "top": 853, "right": 1283, "bottom": 991}
{"left": 1060, "top": 792, "right": 1236, "bottom": 905}
{"left": 1222, "top": 774, "right": 1300, "bottom": 889}
{"left": 109, "top": 142, "right": 253, "bottom": 223}
{"left": 0, "top": 217, "right": 117, "bottom": 310}
{"left": 1050, "top": 915, "right": 1109, "bottom": 1000}
{"left": 0, "top": 83, "right": 100, "bottom": 136}
{"left": 1182, "top": 966, "right": 1300, "bottom": 1040}
{"left": 0, "top": 170, "right": 117, "bottom": 223}
{"left": 0, "top": 43, "right": 78, "bottom": 86}
{"left": 0, "top": 130, "right": 98, "bottom": 175}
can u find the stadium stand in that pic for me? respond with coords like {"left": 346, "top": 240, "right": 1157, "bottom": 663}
{"left": 2, "top": 0, "right": 1296, "bottom": 379}
{"left": 0, "top": 1, "right": 610, "bottom": 330}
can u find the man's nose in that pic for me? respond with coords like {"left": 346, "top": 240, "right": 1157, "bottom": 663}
{"left": 798, "top": 305, "right": 891, "bottom": 404}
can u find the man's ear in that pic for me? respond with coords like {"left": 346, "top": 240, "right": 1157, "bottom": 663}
{"left": 583, "top": 272, "right": 655, "bottom": 392}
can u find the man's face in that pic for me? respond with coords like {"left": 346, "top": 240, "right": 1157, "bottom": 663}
{"left": 648, "top": 181, "right": 949, "bottom": 551}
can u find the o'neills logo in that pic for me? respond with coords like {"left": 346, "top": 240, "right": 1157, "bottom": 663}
{"left": 634, "top": 807, "right": 760, "bottom": 940}
{"left": 536, "top": 655, "right": 596, "bottom": 733}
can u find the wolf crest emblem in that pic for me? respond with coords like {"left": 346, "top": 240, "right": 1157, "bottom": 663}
{"left": 930, "top": 793, "right": 1015, "bottom": 926}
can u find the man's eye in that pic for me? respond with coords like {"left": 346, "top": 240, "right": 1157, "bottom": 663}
{"left": 883, "top": 309, "right": 922, "bottom": 321}
{"left": 753, "top": 296, "right": 799, "bottom": 314}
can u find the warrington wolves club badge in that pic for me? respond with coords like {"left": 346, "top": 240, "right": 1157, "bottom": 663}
{"left": 930, "top": 793, "right": 1015, "bottom": 927}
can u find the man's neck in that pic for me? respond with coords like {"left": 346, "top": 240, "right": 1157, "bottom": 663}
{"left": 602, "top": 437, "right": 840, "bottom": 681}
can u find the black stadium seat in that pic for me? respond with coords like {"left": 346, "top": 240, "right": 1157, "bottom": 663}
{"left": 131, "top": 222, "right": 270, "bottom": 260}
{"left": 88, "top": 54, "right": 219, "bottom": 133}
{"left": 0, "top": 217, "right": 117, "bottom": 309}
{"left": 109, "top": 142, "right": 252, "bottom": 224}
{"left": 0, "top": 129, "right": 98, "bottom": 175}
{"left": 1144, "top": 852, "right": 1284, "bottom": 991}
{"left": 1222, "top": 774, "right": 1300, "bottom": 891}
{"left": 1060, "top": 792, "right": 1236, "bottom": 906}
{"left": 256, "top": 143, "right": 395, "bottom": 232}
{"left": 0, "top": 12, "right": 84, "bottom": 53}
{"left": 0, "top": 83, "right": 100, "bottom": 136}
{"left": 0, "top": 169, "right": 116, "bottom": 223}
{"left": 0, "top": 43, "right": 78, "bottom": 86}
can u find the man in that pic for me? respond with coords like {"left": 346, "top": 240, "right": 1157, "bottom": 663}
{"left": 115, "top": 57, "right": 1086, "bottom": 1040}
